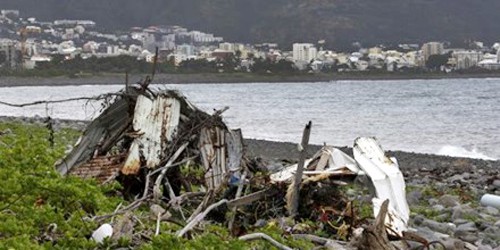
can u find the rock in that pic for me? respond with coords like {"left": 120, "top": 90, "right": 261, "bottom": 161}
{"left": 457, "top": 233, "right": 480, "bottom": 244}
{"left": 452, "top": 205, "right": 478, "bottom": 221}
{"left": 150, "top": 204, "right": 171, "bottom": 221}
{"left": 414, "top": 226, "right": 441, "bottom": 242}
{"left": 484, "top": 226, "right": 499, "bottom": 234}
{"left": 456, "top": 222, "right": 478, "bottom": 233}
{"left": 439, "top": 195, "right": 461, "bottom": 207}
{"left": 485, "top": 206, "right": 499, "bottom": 216}
{"left": 449, "top": 174, "right": 467, "bottom": 183}
{"left": 407, "top": 190, "right": 423, "bottom": 206}
{"left": 112, "top": 212, "right": 134, "bottom": 241}
{"left": 455, "top": 222, "right": 480, "bottom": 244}
{"left": 412, "top": 215, "right": 424, "bottom": 225}
{"left": 440, "top": 238, "right": 466, "bottom": 250}
{"left": 421, "top": 219, "right": 456, "bottom": 235}
{"left": 435, "top": 213, "right": 450, "bottom": 221}
{"left": 494, "top": 220, "right": 500, "bottom": 227}
{"left": 432, "top": 204, "right": 445, "bottom": 212}
{"left": 429, "top": 198, "right": 439, "bottom": 206}
{"left": 478, "top": 243, "right": 494, "bottom": 250}
{"left": 254, "top": 219, "right": 267, "bottom": 228}
{"left": 454, "top": 219, "right": 470, "bottom": 225}
{"left": 492, "top": 180, "right": 500, "bottom": 189}
{"left": 479, "top": 236, "right": 499, "bottom": 249}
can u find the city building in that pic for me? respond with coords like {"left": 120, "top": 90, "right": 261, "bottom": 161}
{"left": 0, "top": 39, "right": 19, "bottom": 68}
{"left": 292, "top": 43, "right": 317, "bottom": 63}
{"left": 421, "top": 42, "right": 444, "bottom": 61}
{"left": 453, "top": 50, "right": 483, "bottom": 70}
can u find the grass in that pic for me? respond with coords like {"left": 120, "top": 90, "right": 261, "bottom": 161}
{"left": 0, "top": 121, "right": 315, "bottom": 249}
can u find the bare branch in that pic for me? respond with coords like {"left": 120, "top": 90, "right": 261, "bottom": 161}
{"left": 238, "top": 233, "right": 293, "bottom": 250}
{"left": 228, "top": 168, "right": 247, "bottom": 231}
{"left": 176, "top": 199, "right": 228, "bottom": 238}
{"left": 153, "top": 142, "right": 189, "bottom": 202}
{"left": 0, "top": 93, "right": 124, "bottom": 108}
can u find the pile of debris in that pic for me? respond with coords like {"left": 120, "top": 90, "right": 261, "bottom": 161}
{"left": 55, "top": 81, "right": 430, "bottom": 249}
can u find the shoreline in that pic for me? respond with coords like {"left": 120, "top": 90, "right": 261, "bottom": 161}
{"left": 1, "top": 115, "right": 498, "bottom": 170}
{"left": 1, "top": 72, "right": 500, "bottom": 87}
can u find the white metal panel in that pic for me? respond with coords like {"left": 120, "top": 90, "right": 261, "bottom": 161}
{"left": 353, "top": 137, "right": 410, "bottom": 236}
{"left": 270, "top": 146, "right": 360, "bottom": 183}
{"left": 122, "top": 95, "right": 180, "bottom": 174}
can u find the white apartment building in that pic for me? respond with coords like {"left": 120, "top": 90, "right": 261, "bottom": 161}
{"left": 219, "top": 42, "right": 235, "bottom": 52}
{"left": 292, "top": 43, "right": 317, "bottom": 63}
{"left": 422, "top": 42, "right": 444, "bottom": 61}
{"left": 453, "top": 50, "right": 483, "bottom": 70}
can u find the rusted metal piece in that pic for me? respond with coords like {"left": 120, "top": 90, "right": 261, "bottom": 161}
{"left": 56, "top": 95, "right": 133, "bottom": 176}
{"left": 122, "top": 95, "right": 180, "bottom": 175}
{"left": 69, "top": 153, "right": 127, "bottom": 183}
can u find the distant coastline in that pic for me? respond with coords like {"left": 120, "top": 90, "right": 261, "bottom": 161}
{"left": 1, "top": 72, "right": 500, "bottom": 87}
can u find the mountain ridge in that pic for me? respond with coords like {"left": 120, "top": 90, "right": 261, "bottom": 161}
{"left": 3, "top": 0, "right": 500, "bottom": 49}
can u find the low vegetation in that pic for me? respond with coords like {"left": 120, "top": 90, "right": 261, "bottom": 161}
{"left": 0, "top": 121, "right": 315, "bottom": 249}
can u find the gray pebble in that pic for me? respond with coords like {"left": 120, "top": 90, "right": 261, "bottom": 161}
{"left": 432, "top": 204, "right": 445, "bottom": 212}
{"left": 439, "top": 194, "right": 461, "bottom": 207}
{"left": 422, "top": 219, "right": 456, "bottom": 234}
{"left": 485, "top": 206, "right": 499, "bottom": 216}
{"left": 456, "top": 222, "right": 478, "bottom": 233}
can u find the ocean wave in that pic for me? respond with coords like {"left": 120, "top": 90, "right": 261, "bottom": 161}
{"left": 437, "top": 145, "right": 497, "bottom": 161}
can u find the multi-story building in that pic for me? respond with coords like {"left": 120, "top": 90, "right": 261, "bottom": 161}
{"left": 422, "top": 42, "right": 444, "bottom": 61}
{"left": 292, "top": 43, "right": 317, "bottom": 63}
{"left": 453, "top": 50, "right": 483, "bottom": 70}
{"left": 0, "top": 39, "right": 19, "bottom": 68}
{"left": 219, "top": 42, "right": 235, "bottom": 52}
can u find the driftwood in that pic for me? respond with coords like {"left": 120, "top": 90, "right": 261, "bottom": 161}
{"left": 228, "top": 168, "right": 247, "bottom": 231}
{"left": 355, "top": 199, "right": 396, "bottom": 250}
{"left": 186, "top": 190, "right": 215, "bottom": 223}
{"left": 176, "top": 199, "right": 228, "bottom": 238}
{"left": 152, "top": 142, "right": 189, "bottom": 201}
{"left": 287, "top": 121, "right": 312, "bottom": 217}
{"left": 238, "top": 233, "right": 293, "bottom": 250}
{"left": 292, "top": 234, "right": 356, "bottom": 250}
{"left": 227, "top": 189, "right": 277, "bottom": 208}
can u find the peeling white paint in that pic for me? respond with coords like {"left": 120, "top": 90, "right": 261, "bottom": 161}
{"left": 122, "top": 95, "right": 180, "bottom": 174}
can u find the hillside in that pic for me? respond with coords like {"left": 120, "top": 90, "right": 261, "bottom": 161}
{"left": 3, "top": 0, "right": 500, "bottom": 48}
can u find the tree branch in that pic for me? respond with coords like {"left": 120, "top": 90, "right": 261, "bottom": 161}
{"left": 176, "top": 199, "right": 228, "bottom": 238}
{"left": 238, "top": 233, "right": 293, "bottom": 250}
{"left": 0, "top": 93, "right": 124, "bottom": 108}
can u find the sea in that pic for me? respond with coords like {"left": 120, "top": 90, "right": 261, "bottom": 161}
{"left": 0, "top": 78, "right": 499, "bottom": 160}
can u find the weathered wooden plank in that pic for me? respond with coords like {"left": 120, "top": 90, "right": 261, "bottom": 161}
{"left": 199, "top": 126, "right": 229, "bottom": 190}
{"left": 288, "top": 121, "right": 312, "bottom": 218}
{"left": 227, "top": 189, "right": 276, "bottom": 208}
